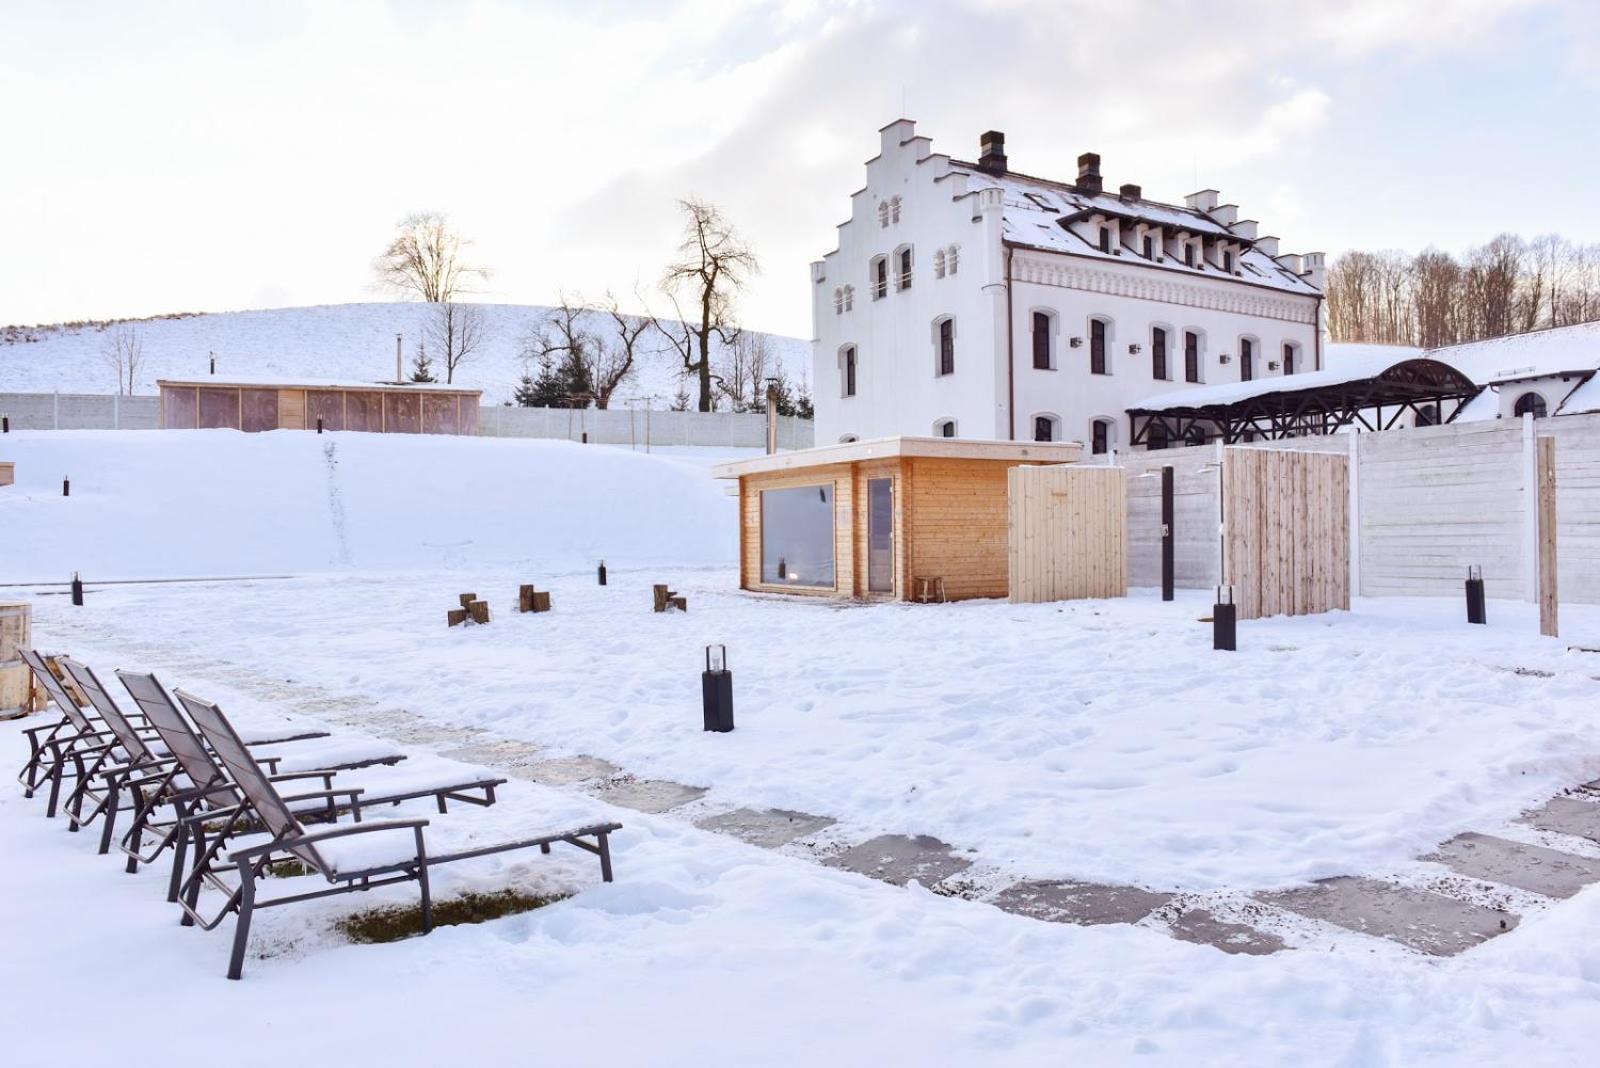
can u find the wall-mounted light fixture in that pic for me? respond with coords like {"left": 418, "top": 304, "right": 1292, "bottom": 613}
{"left": 1069, "top": 337, "right": 1084, "bottom": 348}
{"left": 1267, "top": 361, "right": 1280, "bottom": 371}
{"left": 1219, "top": 354, "right": 1233, "bottom": 364}
{"left": 1128, "top": 343, "right": 1142, "bottom": 355}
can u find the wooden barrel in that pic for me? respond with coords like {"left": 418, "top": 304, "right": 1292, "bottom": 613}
{"left": 0, "top": 600, "right": 33, "bottom": 718}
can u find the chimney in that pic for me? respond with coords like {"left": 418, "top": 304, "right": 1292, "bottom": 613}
{"left": 1076, "top": 152, "right": 1102, "bottom": 196}
{"left": 978, "top": 130, "right": 1007, "bottom": 175}
{"left": 1119, "top": 183, "right": 1141, "bottom": 201}
{"left": 1184, "top": 189, "right": 1220, "bottom": 212}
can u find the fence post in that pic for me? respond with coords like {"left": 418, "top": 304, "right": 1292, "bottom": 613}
{"left": 1522, "top": 412, "right": 1538, "bottom": 603}
{"left": 53, "top": 391, "right": 60, "bottom": 430}
{"left": 1346, "top": 431, "right": 1361, "bottom": 599}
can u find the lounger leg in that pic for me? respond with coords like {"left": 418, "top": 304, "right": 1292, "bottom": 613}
{"left": 181, "top": 825, "right": 206, "bottom": 925}
{"left": 44, "top": 757, "right": 64, "bottom": 819}
{"left": 414, "top": 827, "right": 433, "bottom": 935}
{"left": 598, "top": 831, "right": 614, "bottom": 883}
{"left": 227, "top": 859, "right": 256, "bottom": 981}
{"left": 168, "top": 814, "right": 191, "bottom": 902}
{"left": 97, "top": 781, "right": 121, "bottom": 855}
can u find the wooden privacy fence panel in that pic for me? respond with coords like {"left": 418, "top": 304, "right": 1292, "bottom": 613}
{"left": 1124, "top": 448, "right": 1222, "bottom": 589}
{"left": 1008, "top": 465, "right": 1127, "bottom": 603}
{"left": 1222, "top": 447, "right": 1350, "bottom": 620}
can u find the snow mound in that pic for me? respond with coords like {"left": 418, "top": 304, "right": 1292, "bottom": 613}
{"left": 0, "top": 430, "right": 737, "bottom": 580}
{"left": 0, "top": 302, "right": 811, "bottom": 406}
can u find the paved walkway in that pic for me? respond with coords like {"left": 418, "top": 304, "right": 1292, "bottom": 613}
{"left": 42, "top": 619, "right": 1600, "bottom": 958}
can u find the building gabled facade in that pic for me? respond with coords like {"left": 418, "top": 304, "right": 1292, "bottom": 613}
{"left": 811, "top": 120, "right": 1327, "bottom": 452}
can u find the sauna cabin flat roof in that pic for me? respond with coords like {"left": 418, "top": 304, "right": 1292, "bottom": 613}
{"left": 713, "top": 435, "right": 1083, "bottom": 479}
{"left": 157, "top": 376, "right": 481, "bottom": 394}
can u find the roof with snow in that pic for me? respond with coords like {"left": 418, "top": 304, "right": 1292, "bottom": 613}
{"left": 946, "top": 161, "right": 1321, "bottom": 298}
{"left": 158, "top": 375, "right": 481, "bottom": 394}
{"left": 712, "top": 435, "right": 1083, "bottom": 479}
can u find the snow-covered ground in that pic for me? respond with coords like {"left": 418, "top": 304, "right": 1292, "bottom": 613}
{"left": 0, "top": 302, "right": 811, "bottom": 406}
{"left": 4, "top": 430, "right": 1600, "bottom": 1063}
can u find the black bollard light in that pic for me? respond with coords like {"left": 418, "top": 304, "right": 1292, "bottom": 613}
{"left": 1466, "top": 565, "right": 1487, "bottom": 625}
{"left": 2, "top": 413, "right": 9, "bottom": 433}
{"left": 701, "top": 644, "right": 734, "bottom": 733}
{"left": 316, "top": 417, "right": 324, "bottom": 434}
{"left": 1213, "top": 585, "right": 1237, "bottom": 652}
{"left": 71, "top": 572, "right": 84, "bottom": 607}
{"left": 597, "top": 559, "right": 607, "bottom": 586}
{"left": 62, "top": 477, "right": 70, "bottom": 497}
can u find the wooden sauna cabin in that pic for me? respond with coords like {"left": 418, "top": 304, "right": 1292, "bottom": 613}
{"left": 157, "top": 378, "right": 482, "bottom": 436}
{"left": 713, "top": 436, "right": 1083, "bottom": 602}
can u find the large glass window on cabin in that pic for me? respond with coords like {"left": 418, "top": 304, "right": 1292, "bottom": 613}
{"left": 760, "top": 484, "right": 836, "bottom": 588}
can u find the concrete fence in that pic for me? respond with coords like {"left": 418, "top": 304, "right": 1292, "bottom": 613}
{"left": 1121, "top": 410, "right": 1600, "bottom": 605}
{"left": 0, "top": 392, "right": 814, "bottom": 450}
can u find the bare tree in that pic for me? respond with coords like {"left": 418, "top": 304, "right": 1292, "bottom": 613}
{"left": 716, "top": 331, "right": 772, "bottom": 412}
{"left": 428, "top": 301, "right": 487, "bottom": 385}
{"left": 597, "top": 293, "right": 655, "bottom": 410}
{"left": 650, "top": 198, "right": 759, "bottom": 412}
{"left": 101, "top": 324, "right": 145, "bottom": 395}
{"left": 374, "top": 212, "right": 490, "bottom": 303}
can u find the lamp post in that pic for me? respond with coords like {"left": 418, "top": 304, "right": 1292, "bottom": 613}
{"left": 702, "top": 645, "right": 734, "bottom": 732}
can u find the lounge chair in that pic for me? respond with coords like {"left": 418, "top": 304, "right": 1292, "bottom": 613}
{"left": 168, "top": 687, "right": 622, "bottom": 979}
{"left": 114, "top": 670, "right": 512, "bottom": 896}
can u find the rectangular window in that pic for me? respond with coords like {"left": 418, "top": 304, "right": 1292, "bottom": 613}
{"left": 1031, "top": 312, "right": 1051, "bottom": 370}
{"left": 939, "top": 420, "right": 955, "bottom": 438}
{"left": 1185, "top": 332, "right": 1200, "bottom": 383}
{"left": 1098, "top": 228, "right": 1111, "bottom": 253}
{"left": 1152, "top": 328, "right": 1168, "bottom": 380}
{"left": 1090, "top": 319, "right": 1107, "bottom": 375}
{"left": 1142, "top": 234, "right": 1155, "bottom": 259}
{"left": 1034, "top": 416, "right": 1054, "bottom": 442}
{"left": 873, "top": 259, "right": 887, "bottom": 300}
{"left": 1223, "top": 251, "right": 1234, "bottom": 273}
{"left": 1091, "top": 421, "right": 1108, "bottom": 455}
{"left": 867, "top": 478, "right": 893, "bottom": 594}
{"left": 938, "top": 319, "right": 954, "bottom": 376}
{"left": 898, "top": 248, "right": 913, "bottom": 291}
{"left": 1283, "top": 343, "right": 1295, "bottom": 375}
{"left": 1240, "top": 338, "right": 1254, "bottom": 381}
{"left": 843, "top": 347, "right": 856, "bottom": 398}
{"left": 760, "top": 484, "right": 835, "bottom": 588}
{"left": 1184, "top": 244, "right": 1195, "bottom": 268}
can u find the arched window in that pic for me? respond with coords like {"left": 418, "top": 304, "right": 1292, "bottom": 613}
{"left": 870, "top": 256, "right": 888, "bottom": 300}
{"left": 1282, "top": 341, "right": 1299, "bottom": 375}
{"left": 933, "top": 249, "right": 946, "bottom": 279}
{"left": 1031, "top": 310, "right": 1055, "bottom": 370}
{"left": 877, "top": 202, "right": 890, "bottom": 228}
{"left": 1151, "top": 326, "right": 1170, "bottom": 380}
{"left": 1089, "top": 317, "right": 1111, "bottom": 375}
{"left": 1032, "top": 414, "right": 1060, "bottom": 443}
{"left": 1184, "top": 425, "right": 1208, "bottom": 447}
{"left": 1147, "top": 422, "right": 1171, "bottom": 451}
{"left": 946, "top": 245, "right": 960, "bottom": 275}
{"left": 1239, "top": 337, "right": 1255, "bottom": 381}
{"left": 839, "top": 345, "right": 857, "bottom": 398}
{"left": 1090, "top": 418, "right": 1114, "bottom": 455}
{"left": 1415, "top": 403, "right": 1439, "bottom": 427}
{"left": 1184, "top": 331, "right": 1202, "bottom": 383}
{"left": 933, "top": 316, "right": 955, "bottom": 376}
{"left": 832, "top": 287, "right": 844, "bottom": 315}
{"left": 1514, "top": 392, "right": 1547, "bottom": 419}
{"left": 933, "top": 418, "right": 957, "bottom": 438}
{"left": 896, "top": 246, "right": 914, "bottom": 291}
{"left": 889, "top": 196, "right": 902, "bottom": 224}
{"left": 842, "top": 285, "right": 854, "bottom": 312}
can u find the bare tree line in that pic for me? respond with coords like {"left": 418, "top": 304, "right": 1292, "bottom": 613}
{"left": 1326, "top": 233, "right": 1600, "bottom": 348}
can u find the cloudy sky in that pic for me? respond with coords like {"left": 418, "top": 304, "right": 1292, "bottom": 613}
{"left": 3, "top": 0, "right": 1596, "bottom": 338}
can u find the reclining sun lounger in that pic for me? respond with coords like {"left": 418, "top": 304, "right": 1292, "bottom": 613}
{"left": 114, "top": 670, "right": 514, "bottom": 895}
{"left": 168, "top": 688, "right": 622, "bottom": 979}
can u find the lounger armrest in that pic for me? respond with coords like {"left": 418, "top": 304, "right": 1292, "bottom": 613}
{"left": 228, "top": 818, "right": 430, "bottom": 863}
{"left": 266, "top": 771, "right": 337, "bottom": 787}
{"left": 94, "top": 757, "right": 178, "bottom": 782}
{"left": 277, "top": 787, "right": 364, "bottom": 806}
{"left": 179, "top": 801, "right": 246, "bottom": 826}
{"left": 21, "top": 723, "right": 66, "bottom": 740}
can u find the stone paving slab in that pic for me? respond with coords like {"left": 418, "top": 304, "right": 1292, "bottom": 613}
{"left": 1259, "top": 877, "right": 1516, "bottom": 956}
{"left": 823, "top": 835, "right": 973, "bottom": 888}
{"left": 441, "top": 740, "right": 544, "bottom": 768}
{"left": 593, "top": 779, "right": 708, "bottom": 814}
{"left": 509, "top": 755, "right": 621, "bottom": 786}
{"left": 1523, "top": 797, "right": 1600, "bottom": 842}
{"left": 387, "top": 724, "right": 485, "bottom": 747}
{"left": 1426, "top": 832, "right": 1600, "bottom": 899}
{"left": 1165, "top": 909, "right": 1286, "bottom": 955}
{"left": 990, "top": 880, "right": 1174, "bottom": 926}
{"left": 694, "top": 808, "right": 837, "bottom": 849}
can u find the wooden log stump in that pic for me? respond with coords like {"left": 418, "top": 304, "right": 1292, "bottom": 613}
{"left": 459, "top": 593, "right": 477, "bottom": 610}
{"left": 653, "top": 584, "right": 687, "bottom": 613}
{"left": 469, "top": 600, "right": 491, "bottom": 625}
{"left": 517, "top": 585, "right": 553, "bottom": 613}
{"left": 447, "top": 608, "right": 469, "bottom": 627}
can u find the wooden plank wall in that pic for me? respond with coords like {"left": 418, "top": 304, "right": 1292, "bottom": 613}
{"left": 1007, "top": 465, "right": 1128, "bottom": 603}
{"left": 903, "top": 458, "right": 1019, "bottom": 600}
{"left": 1123, "top": 449, "right": 1222, "bottom": 589}
{"left": 739, "top": 463, "right": 855, "bottom": 596}
{"left": 1221, "top": 446, "right": 1349, "bottom": 620}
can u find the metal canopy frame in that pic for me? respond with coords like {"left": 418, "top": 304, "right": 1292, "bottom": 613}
{"left": 1126, "top": 358, "right": 1480, "bottom": 447}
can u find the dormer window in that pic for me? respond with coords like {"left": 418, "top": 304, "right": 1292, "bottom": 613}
{"left": 1142, "top": 234, "right": 1155, "bottom": 259}
{"left": 1184, "top": 243, "right": 1196, "bottom": 268}
{"left": 1222, "top": 250, "right": 1234, "bottom": 273}
{"left": 1098, "top": 227, "right": 1112, "bottom": 254}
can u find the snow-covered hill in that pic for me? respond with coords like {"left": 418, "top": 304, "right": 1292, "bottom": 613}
{"left": 0, "top": 303, "right": 811, "bottom": 406}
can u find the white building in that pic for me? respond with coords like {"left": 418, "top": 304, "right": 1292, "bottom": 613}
{"left": 811, "top": 120, "right": 1327, "bottom": 452}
